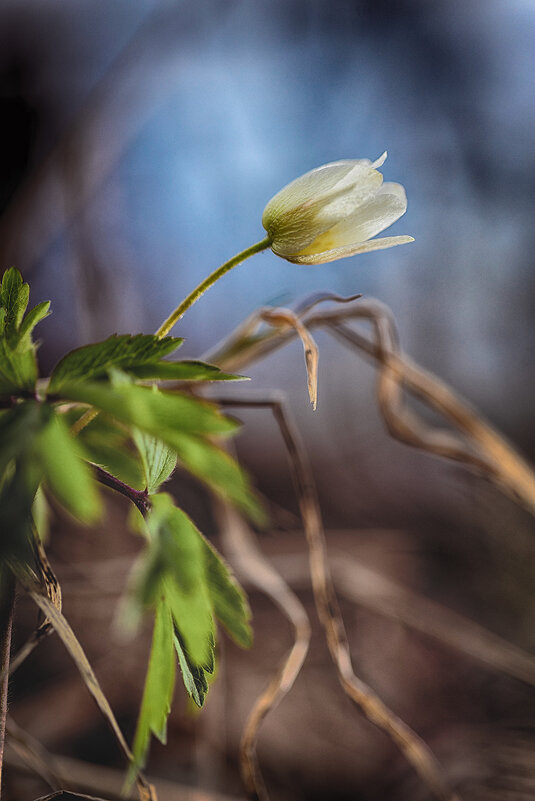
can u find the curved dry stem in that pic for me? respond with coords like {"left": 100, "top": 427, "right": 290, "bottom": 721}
{"left": 215, "top": 497, "right": 310, "bottom": 801}
{"left": 207, "top": 296, "right": 535, "bottom": 517}
{"left": 217, "top": 396, "right": 459, "bottom": 801}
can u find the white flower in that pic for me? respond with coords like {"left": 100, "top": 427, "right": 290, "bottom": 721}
{"left": 262, "top": 152, "right": 414, "bottom": 264}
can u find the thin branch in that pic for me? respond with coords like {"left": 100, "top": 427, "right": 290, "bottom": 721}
{"left": 215, "top": 498, "right": 310, "bottom": 801}
{"left": 217, "top": 396, "right": 460, "bottom": 801}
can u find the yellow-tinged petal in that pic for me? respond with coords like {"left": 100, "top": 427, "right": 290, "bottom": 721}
{"left": 289, "top": 235, "right": 415, "bottom": 265}
{"left": 298, "top": 183, "right": 407, "bottom": 255}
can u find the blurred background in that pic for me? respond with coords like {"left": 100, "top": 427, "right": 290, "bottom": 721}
{"left": 2, "top": 1, "right": 535, "bottom": 799}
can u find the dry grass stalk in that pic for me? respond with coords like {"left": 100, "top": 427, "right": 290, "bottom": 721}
{"left": 217, "top": 397, "right": 460, "bottom": 801}
{"left": 12, "top": 566, "right": 157, "bottom": 801}
{"left": 215, "top": 497, "right": 310, "bottom": 801}
{"left": 265, "top": 546, "right": 535, "bottom": 687}
{"left": 207, "top": 296, "right": 535, "bottom": 516}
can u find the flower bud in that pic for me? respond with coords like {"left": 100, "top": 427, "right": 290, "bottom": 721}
{"left": 262, "top": 152, "right": 414, "bottom": 264}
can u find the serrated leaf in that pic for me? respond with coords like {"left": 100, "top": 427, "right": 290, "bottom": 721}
{"left": 173, "top": 630, "right": 209, "bottom": 708}
{"left": 201, "top": 536, "right": 252, "bottom": 648}
{"left": 35, "top": 411, "right": 102, "bottom": 524}
{"left": 57, "top": 380, "right": 240, "bottom": 439}
{"left": 128, "top": 359, "right": 247, "bottom": 382}
{"left": 173, "top": 433, "right": 265, "bottom": 525}
{"left": 1, "top": 268, "right": 29, "bottom": 334}
{"left": 150, "top": 496, "right": 214, "bottom": 667}
{"left": 48, "top": 333, "right": 183, "bottom": 392}
{"left": 132, "top": 432, "right": 177, "bottom": 493}
{"left": 0, "top": 269, "right": 47, "bottom": 395}
{"left": 17, "top": 300, "right": 51, "bottom": 341}
{"left": 0, "top": 337, "right": 37, "bottom": 394}
{"left": 132, "top": 597, "right": 176, "bottom": 771}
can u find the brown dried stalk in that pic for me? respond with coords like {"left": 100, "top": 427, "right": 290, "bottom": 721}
{"left": 217, "top": 397, "right": 460, "bottom": 801}
{"left": 12, "top": 566, "right": 156, "bottom": 801}
{"left": 265, "top": 546, "right": 535, "bottom": 688}
{"left": 215, "top": 497, "right": 310, "bottom": 801}
{"left": 206, "top": 296, "right": 535, "bottom": 516}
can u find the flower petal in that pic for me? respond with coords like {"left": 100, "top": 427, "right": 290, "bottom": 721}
{"left": 262, "top": 159, "right": 381, "bottom": 227}
{"left": 288, "top": 235, "right": 415, "bottom": 265}
{"left": 298, "top": 183, "right": 408, "bottom": 255}
{"left": 265, "top": 164, "right": 385, "bottom": 256}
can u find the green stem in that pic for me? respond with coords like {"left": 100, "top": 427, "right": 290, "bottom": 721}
{"left": 155, "top": 237, "right": 271, "bottom": 339}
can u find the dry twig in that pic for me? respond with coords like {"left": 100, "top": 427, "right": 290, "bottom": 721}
{"left": 217, "top": 396, "right": 460, "bottom": 801}
{"left": 215, "top": 498, "right": 310, "bottom": 801}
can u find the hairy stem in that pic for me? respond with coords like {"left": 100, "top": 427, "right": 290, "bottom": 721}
{"left": 0, "top": 569, "right": 15, "bottom": 798}
{"left": 90, "top": 464, "right": 151, "bottom": 517}
{"left": 155, "top": 237, "right": 271, "bottom": 338}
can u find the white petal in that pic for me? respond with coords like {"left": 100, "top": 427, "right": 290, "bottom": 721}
{"left": 313, "top": 168, "right": 383, "bottom": 225}
{"left": 371, "top": 151, "right": 387, "bottom": 169}
{"left": 262, "top": 158, "right": 381, "bottom": 227}
{"left": 304, "top": 183, "right": 408, "bottom": 251}
{"left": 288, "top": 235, "right": 414, "bottom": 264}
{"left": 265, "top": 166, "right": 385, "bottom": 255}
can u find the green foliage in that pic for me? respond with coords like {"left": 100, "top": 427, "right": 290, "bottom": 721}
{"left": 126, "top": 359, "right": 246, "bottom": 382}
{"left": 76, "top": 414, "right": 145, "bottom": 491}
{"left": 128, "top": 494, "right": 251, "bottom": 707}
{"left": 131, "top": 598, "right": 176, "bottom": 772}
{"left": 132, "top": 432, "right": 177, "bottom": 494}
{"left": 35, "top": 410, "right": 102, "bottom": 524}
{"left": 1, "top": 269, "right": 260, "bottom": 779}
{"left": 173, "top": 432, "right": 265, "bottom": 525}
{"left": 0, "top": 455, "right": 42, "bottom": 563}
{"left": 173, "top": 630, "right": 212, "bottom": 708}
{"left": 48, "top": 333, "right": 183, "bottom": 392}
{"left": 56, "top": 378, "right": 240, "bottom": 439}
{"left": 0, "top": 268, "right": 50, "bottom": 394}
{"left": 201, "top": 534, "right": 252, "bottom": 648}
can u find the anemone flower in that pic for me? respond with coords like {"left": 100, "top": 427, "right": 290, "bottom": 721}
{"left": 262, "top": 152, "right": 413, "bottom": 264}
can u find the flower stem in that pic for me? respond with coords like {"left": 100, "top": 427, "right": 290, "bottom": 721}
{"left": 155, "top": 237, "right": 271, "bottom": 339}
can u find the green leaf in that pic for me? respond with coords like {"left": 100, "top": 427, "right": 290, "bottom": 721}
{"left": 17, "top": 301, "right": 51, "bottom": 341}
{"left": 1, "top": 268, "right": 29, "bottom": 335}
{"left": 0, "top": 402, "right": 44, "bottom": 478}
{"left": 150, "top": 496, "right": 214, "bottom": 667}
{"left": 0, "top": 455, "right": 42, "bottom": 564}
{"left": 57, "top": 380, "right": 240, "bottom": 439}
{"left": 201, "top": 536, "right": 252, "bottom": 648}
{"left": 32, "top": 484, "right": 50, "bottom": 543}
{"left": 77, "top": 415, "right": 145, "bottom": 490}
{"left": 0, "top": 269, "right": 48, "bottom": 395}
{"left": 48, "top": 333, "right": 183, "bottom": 392}
{"left": 132, "top": 431, "right": 177, "bottom": 494}
{"left": 173, "top": 630, "right": 210, "bottom": 708}
{"left": 35, "top": 410, "right": 102, "bottom": 524}
{"left": 173, "top": 433, "right": 265, "bottom": 525}
{"left": 128, "top": 359, "right": 247, "bottom": 382}
{"left": 132, "top": 598, "right": 176, "bottom": 771}
{"left": 0, "top": 338, "right": 36, "bottom": 394}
